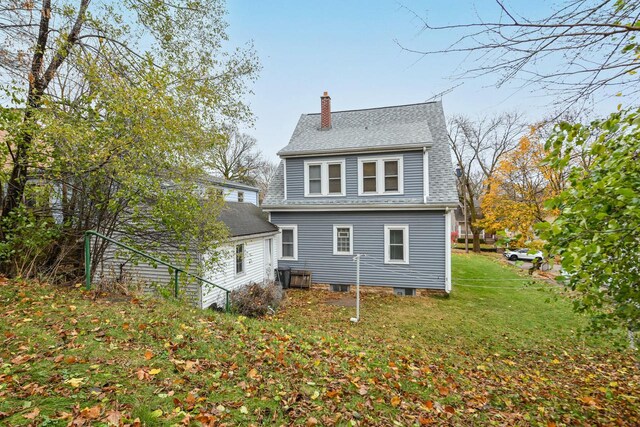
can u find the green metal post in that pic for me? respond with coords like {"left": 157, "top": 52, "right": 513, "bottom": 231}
{"left": 225, "top": 291, "right": 230, "bottom": 313}
{"left": 174, "top": 269, "right": 179, "bottom": 298}
{"left": 84, "top": 233, "right": 91, "bottom": 290}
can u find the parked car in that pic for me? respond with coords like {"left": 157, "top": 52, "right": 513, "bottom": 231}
{"left": 503, "top": 248, "right": 544, "bottom": 262}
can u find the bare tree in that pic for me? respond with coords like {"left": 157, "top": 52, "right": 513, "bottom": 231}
{"left": 400, "top": 1, "right": 640, "bottom": 105}
{"left": 208, "top": 128, "right": 271, "bottom": 187}
{"left": 448, "top": 112, "right": 527, "bottom": 251}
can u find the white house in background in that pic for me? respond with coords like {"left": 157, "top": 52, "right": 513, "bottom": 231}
{"left": 95, "top": 178, "right": 279, "bottom": 309}
{"left": 200, "top": 176, "right": 260, "bottom": 205}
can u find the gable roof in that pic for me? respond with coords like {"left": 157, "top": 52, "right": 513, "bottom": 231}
{"left": 278, "top": 102, "right": 439, "bottom": 157}
{"left": 218, "top": 202, "right": 279, "bottom": 238}
{"left": 263, "top": 101, "right": 459, "bottom": 208}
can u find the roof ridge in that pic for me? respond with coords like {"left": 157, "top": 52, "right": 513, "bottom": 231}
{"left": 303, "top": 100, "right": 439, "bottom": 116}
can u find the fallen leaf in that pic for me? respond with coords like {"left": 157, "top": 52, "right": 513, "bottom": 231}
{"left": 391, "top": 396, "right": 401, "bottom": 407}
{"left": 306, "top": 417, "right": 318, "bottom": 426}
{"left": 144, "top": 350, "right": 154, "bottom": 360}
{"left": 23, "top": 408, "right": 40, "bottom": 420}
{"left": 81, "top": 405, "right": 101, "bottom": 419}
{"left": 247, "top": 368, "right": 258, "bottom": 379}
{"left": 65, "top": 377, "right": 84, "bottom": 388}
{"left": 149, "top": 368, "right": 161, "bottom": 375}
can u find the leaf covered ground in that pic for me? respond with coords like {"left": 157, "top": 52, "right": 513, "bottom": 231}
{"left": 0, "top": 253, "right": 638, "bottom": 426}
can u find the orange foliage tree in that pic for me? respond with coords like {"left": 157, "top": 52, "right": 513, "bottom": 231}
{"left": 480, "top": 127, "right": 563, "bottom": 245}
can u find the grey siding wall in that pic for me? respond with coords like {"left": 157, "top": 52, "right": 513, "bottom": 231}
{"left": 285, "top": 150, "right": 424, "bottom": 201}
{"left": 96, "top": 239, "right": 202, "bottom": 306}
{"left": 271, "top": 210, "right": 446, "bottom": 289}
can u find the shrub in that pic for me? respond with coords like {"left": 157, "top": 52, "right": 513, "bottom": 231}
{"left": 230, "top": 281, "right": 283, "bottom": 317}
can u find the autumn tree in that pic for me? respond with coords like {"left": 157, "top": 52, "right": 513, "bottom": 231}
{"left": 448, "top": 112, "right": 527, "bottom": 251}
{"left": 539, "top": 107, "right": 640, "bottom": 347}
{"left": 481, "top": 127, "right": 564, "bottom": 245}
{"left": 0, "top": 1, "right": 258, "bottom": 280}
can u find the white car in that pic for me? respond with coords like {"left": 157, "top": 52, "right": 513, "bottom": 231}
{"left": 503, "top": 248, "right": 544, "bottom": 262}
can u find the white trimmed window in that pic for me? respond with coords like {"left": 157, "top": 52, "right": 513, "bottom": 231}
{"left": 235, "top": 243, "right": 245, "bottom": 275}
{"left": 384, "top": 225, "right": 409, "bottom": 264}
{"left": 358, "top": 157, "right": 404, "bottom": 195}
{"left": 304, "top": 160, "right": 345, "bottom": 197}
{"left": 280, "top": 225, "right": 298, "bottom": 260}
{"left": 237, "top": 191, "right": 244, "bottom": 202}
{"left": 333, "top": 225, "right": 353, "bottom": 255}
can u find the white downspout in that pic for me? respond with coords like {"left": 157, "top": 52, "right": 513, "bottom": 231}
{"left": 283, "top": 160, "right": 288, "bottom": 201}
{"left": 444, "top": 208, "right": 452, "bottom": 294}
{"left": 423, "top": 148, "right": 429, "bottom": 203}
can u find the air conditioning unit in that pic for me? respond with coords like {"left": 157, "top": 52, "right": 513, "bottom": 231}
{"left": 394, "top": 287, "right": 416, "bottom": 296}
{"left": 330, "top": 284, "right": 350, "bottom": 292}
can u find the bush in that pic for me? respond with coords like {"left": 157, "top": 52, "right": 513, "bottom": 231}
{"left": 230, "top": 281, "right": 283, "bottom": 317}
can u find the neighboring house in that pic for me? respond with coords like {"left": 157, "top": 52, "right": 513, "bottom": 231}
{"left": 201, "top": 176, "right": 260, "bottom": 205}
{"left": 263, "top": 93, "right": 459, "bottom": 294}
{"left": 96, "top": 179, "right": 279, "bottom": 308}
{"left": 454, "top": 206, "right": 496, "bottom": 244}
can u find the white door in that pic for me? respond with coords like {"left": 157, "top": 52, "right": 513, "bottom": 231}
{"left": 264, "top": 238, "right": 273, "bottom": 280}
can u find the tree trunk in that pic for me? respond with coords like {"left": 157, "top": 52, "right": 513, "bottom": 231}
{"left": 472, "top": 230, "right": 481, "bottom": 252}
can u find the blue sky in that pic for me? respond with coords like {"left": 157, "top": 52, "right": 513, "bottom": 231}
{"left": 226, "top": 1, "right": 625, "bottom": 160}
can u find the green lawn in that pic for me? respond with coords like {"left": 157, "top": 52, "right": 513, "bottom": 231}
{"left": 0, "top": 253, "right": 638, "bottom": 426}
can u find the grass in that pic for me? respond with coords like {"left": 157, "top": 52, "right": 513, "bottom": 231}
{"left": 0, "top": 252, "right": 638, "bottom": 426}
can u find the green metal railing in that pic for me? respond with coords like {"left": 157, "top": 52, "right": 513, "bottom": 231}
{"left": 84, "top": 230, "right": 231, "bottom": 312}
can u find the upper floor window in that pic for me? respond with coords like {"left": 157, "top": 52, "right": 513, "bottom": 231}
{"left": 304, "top": 160, "right": 345, "bottom": 197}
{"left": 358, "top": 156, "right": 404, "bottom": 195}
{"left": 237, "top": 191, "right": 244, "bottom": 202}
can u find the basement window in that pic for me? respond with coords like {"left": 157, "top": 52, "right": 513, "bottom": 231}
{"left": 237, "top": 191, "right": 244, "bottom": 202}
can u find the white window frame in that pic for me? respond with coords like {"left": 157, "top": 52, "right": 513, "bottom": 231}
{"left": 279, "top": 225, "right": 298, "bottom": 261}
{"left": 384, "top": 225, "right": 409, "bottom": 264}
{"left": 237, "top": 191, "right": 244, "bottom": 203}
{"left": 303, "top": 159, "right": 346, "bottom": 197}
{"left": 357, "top": 156, "right": 404, "bottom": 196}
{"left": 333, "top": 224, "right": 353, "bottom": 256}
{"left": 235, "top": 243, "right": 245, "bottom": 276}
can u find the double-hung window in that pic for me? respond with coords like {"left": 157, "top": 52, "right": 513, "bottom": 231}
{"left": 384, "top": 225, "right": 409, "bottom": 264}
{"left": 333, "top": 225, "right": 353, "bottom": 255}
{"left": 304, "top": 160, "right": 345, "bottom": 196}
{"left": 235, "top": 243, "right": 245, "bottom": 275}
{"left": 237, "top": 191, "right": 244, "bottom": 202}
{"left": 280, "top": 225, "right": 298, "bottom": 260}
{"left": 358, "top": 157, "right": 403, "bottom": 195}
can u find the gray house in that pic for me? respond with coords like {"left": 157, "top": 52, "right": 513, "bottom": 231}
{"left": 263, "top": 93, "right": 459, "bottom": 294}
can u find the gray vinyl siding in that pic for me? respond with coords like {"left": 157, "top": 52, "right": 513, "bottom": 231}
{"left": 285, "top": 150, "right": 424, "bottom": 201}
{"left": 271, "top": 210, "right": 446, "bottom": 289}
{"left": 95, "top": 239, "right": 202, "bottom": 306}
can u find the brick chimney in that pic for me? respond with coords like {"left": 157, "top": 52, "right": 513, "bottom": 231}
{"left": 320, "top": 91, "right": 331, "bottom": 130}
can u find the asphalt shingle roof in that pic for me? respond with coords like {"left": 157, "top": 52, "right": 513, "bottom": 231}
{"left": 263, "top": 101, "right": 459, "bottom": 208}
{"left": 218, "top": 202, "right": 279, "bottom": 238}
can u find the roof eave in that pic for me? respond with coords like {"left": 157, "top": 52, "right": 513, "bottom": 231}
{"left": 262, "top": 202, "right": 459, "bottom": 212}
{"left": 277, "top": 142, "right": 432, "bottom": 158}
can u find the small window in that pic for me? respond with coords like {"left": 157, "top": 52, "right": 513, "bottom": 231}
{"left": 237, "top": 191, "right": 244, "bottom": 202}
{"left": 328, "top": 163, "right": 342, "bottom": 194}
{"left": 280, "top": 225, "right": 298, "bottom": 260}
{"left": 362, "top": 161, "right": 377, "bottom": 193}
{"left": 333, "top": 225, "right": 353, "bottom": 255}
{"left": 308, "top": 164, "right": 322, "bottom": 195}
{"left": 384, "top": 160, "right": 399, "bottom": 192}
{"left": 384, "top": 225, "right": 409, "bottom": 264}
{"left": 235, "top": 243, "right": 245, "bottom": 274}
